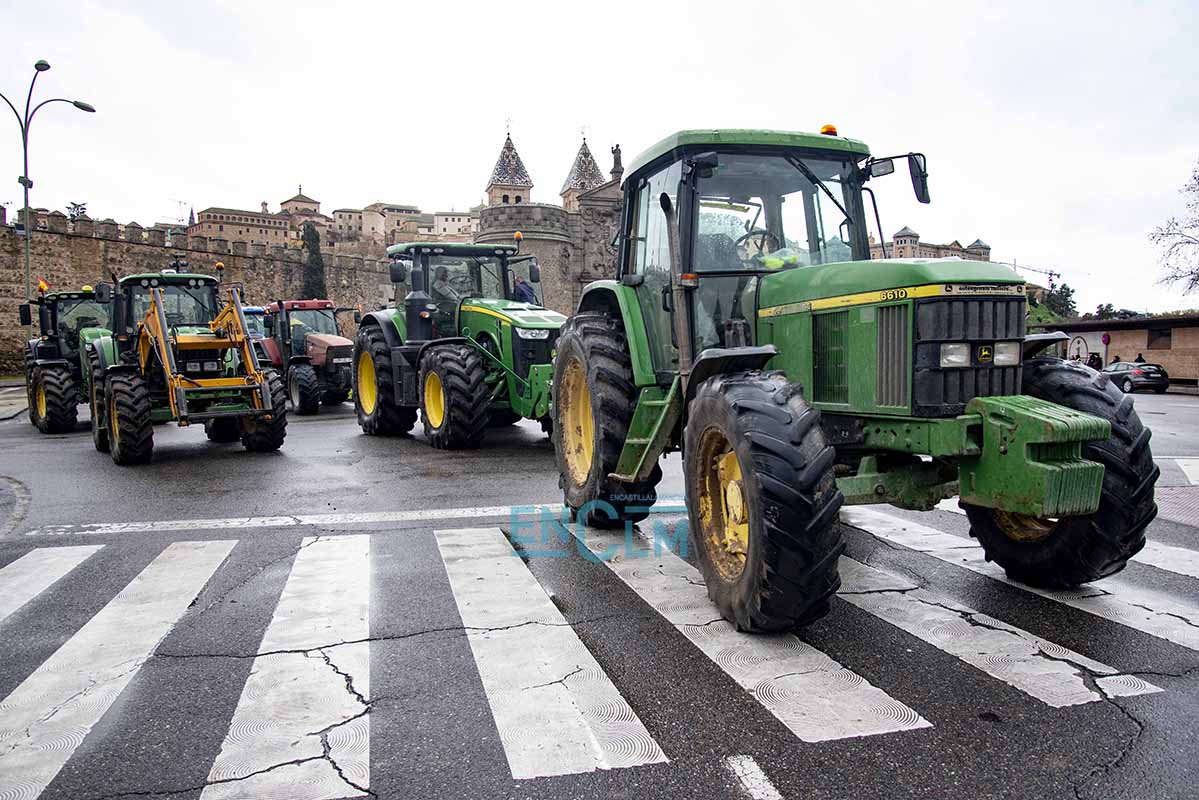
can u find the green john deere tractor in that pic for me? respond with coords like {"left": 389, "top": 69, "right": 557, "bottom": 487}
{"left": 353, "top": 241, "right": 564, "bottom": 448}
{"left": 18, "top": 287, "right": 110, "bottom": 433}
{"left": 552, "top": 128, "right": 1159, "bottom": 632}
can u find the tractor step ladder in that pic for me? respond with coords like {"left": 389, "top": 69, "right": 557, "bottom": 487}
{"left": 610, "top": 377, "right": 681, "bottom": 483}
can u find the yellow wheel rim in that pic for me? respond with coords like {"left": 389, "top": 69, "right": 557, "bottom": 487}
{"left": 35, "top": 383, "right": 47, "bottom": 418}
{"left": 108, "top": 392, "right": 120, "bottom": 448}
{"left": 423, "top": 370, "right": 446, "bottom": 429}
{"left": 560, "top": 357, "right": 594, "bottom": 485}
{"left": 993, "top": 510, "right": 1060, "bottom": 543}
{"left": 696, "top": 427, "right": 750, "bottom": 581}
{"left": 357, "top": 351, "right": 378, "bottom": 415}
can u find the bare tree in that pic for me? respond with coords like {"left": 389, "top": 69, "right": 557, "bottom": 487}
{"left": 1151, "top": 162, "right": 1199, "bottom": 294}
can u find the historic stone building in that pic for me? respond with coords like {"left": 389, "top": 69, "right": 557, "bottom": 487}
{"left": 476, "top": 135, "right": 625, "bottom": 314}
{"left": 189, "top": 188, "right": 333, "bottom": 246}
{"left": 869, "top": 227, "right": 992, "bottom": 261}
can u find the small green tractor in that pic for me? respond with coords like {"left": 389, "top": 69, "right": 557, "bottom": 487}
{"left": 19, "top": 286, "right": 110, "bottom": 433}
{"left": 85, "top": 263, "right": 287, "bottom": 464}
{"left": 353, "top": 241, "right": 563, "bottom": 448}
{"left": 552, "top": 128, "right": 1159, "bottom": 632}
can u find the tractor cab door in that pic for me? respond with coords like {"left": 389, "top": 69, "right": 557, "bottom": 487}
{"left": 624, "top": 161, "right": 683, "bottom": 381}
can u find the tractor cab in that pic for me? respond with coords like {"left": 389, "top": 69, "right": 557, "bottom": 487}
{"left": 259, "top": 299, "right": 355, "bottom": 414}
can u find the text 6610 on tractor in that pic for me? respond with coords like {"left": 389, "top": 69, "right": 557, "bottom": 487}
{"left": 551, "top": 128, "right": 1159, "bottom": 633}
{"left": 353, "top": 240, "right": 563, "bottom": 448}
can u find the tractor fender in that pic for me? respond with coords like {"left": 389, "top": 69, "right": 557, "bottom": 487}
{"left": 31, "top": 358, "right": 71, "bottom": 368}
{"left": 286, "top": 354, "right": 313, "bottom": 367}
{"left": 576, "top": 280, "right": 656, "bottom": 387}
{"left": 684, "top": 345, "right": 779, "bottom": 406}
{"left": 416, "top": 337, "right": 471, "bottom": 364}
{"left": 360, "top": 310, "right": 406, "bottom": 349}
{"left": 1022, "top": 331, "right": 1069, "bottom": 359}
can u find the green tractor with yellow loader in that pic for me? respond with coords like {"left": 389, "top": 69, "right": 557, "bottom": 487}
{"left": 551, "top": 128, "right": 1158, "bottom": 632}
{"left": 353, "top": 240, "right": 563, "bottom": 448}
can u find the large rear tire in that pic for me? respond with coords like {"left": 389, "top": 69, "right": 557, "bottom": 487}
{"left": 32, "top": 364, "right": 78, "bottom": 434}
{"left": 24, "top": 353, "right": 36, "bottom": 425}
{"left": 964, "top": 357, "right": 1159, "bottom": 587}
{"left": 353, "top": 325, "right": 417, "bottom": 435}
{"left": 88, "top": 353, "right": 109, "bottom": 453}
{"left": 241, "top": 370, "right": 288, "bottom": 452}
{"left": 685, "top": 372, "right": 844, "bottom": 632}
{"left": 106, "top": 373, "right": 154, "bottom": 465}
{"left": 419, "top": 344, "right": 490, "bottom": 449}
{"left": 287, "top": 363, "right": 321, "bottom": 415}
{"left": 551, "top": 312, "right": 663, "bottom": 528}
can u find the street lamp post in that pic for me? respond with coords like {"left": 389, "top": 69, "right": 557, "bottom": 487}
{"left": 1, "top": 59, "right": 96, "bottom": 309}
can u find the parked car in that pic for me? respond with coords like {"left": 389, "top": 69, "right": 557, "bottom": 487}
{"left": 1102, "top": 361, "right": 1170, "bottom": 394}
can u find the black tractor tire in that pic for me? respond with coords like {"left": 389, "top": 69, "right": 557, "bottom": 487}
{"left": 106, "top": 372, "right": 154, "bottom": 465}
{"left": 419, "top": 344, "right": 490, "bottom": 449}
{"left": 551, "top": 312, "right": 663, "bottom": 528}
{"left": 88, "top": 353, "right": 109, "bottom": 453}
{"left": 205, "top": 418, "right": 241, "bottom": 443}
{"left": 32, "top": 364, "right": 79, "bottom": 434}
{"left": 353, "top": 325, "right": 417, "bottom": 435}
{"left": 287, "top": 363, "right": 321, "bottom": 415}
{"left": 24, "top": 354, "right": 36, "bottom": 425}
{"left": 684, "top": 372, "right": 844, "bottom": 632}
{"left": 487, "top": 409, "right": 523, "bottom": 428}
{"left": 964, "top": 357, "right": 1159, "bottom": 588}
{"left": 241, "top": 370, "right": 288, "bottom": 452}
{"left": 323, "top": 386, "right": 351, "bottom": 405}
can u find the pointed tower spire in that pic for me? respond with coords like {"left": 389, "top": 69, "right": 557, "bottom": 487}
{"left": 560, "top": 139, "right": 606, "bottom": 195}
{"left": 486, "top": 134, "right": 533, "bottom": 205}
{"left": 188, "top": 206, "right": 195, "bottom": 225}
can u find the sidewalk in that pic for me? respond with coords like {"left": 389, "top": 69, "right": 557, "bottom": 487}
{"left": 0, "top": 386, "right": 28, "bottom": 421}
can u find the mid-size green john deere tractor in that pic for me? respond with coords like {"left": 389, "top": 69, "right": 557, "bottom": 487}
{"left": 18, "top": 287, "right": 110, "bottom": 433}
{"left": 552, "top": 128, "right": 1159, "bottom": 632}
{"left": 86, "top": 263, "right": 287, "bottom": 464}
{"left": 353, "top": 241, "right": 564, "bottom": 448}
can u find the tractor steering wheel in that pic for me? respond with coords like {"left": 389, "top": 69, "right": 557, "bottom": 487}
{"left": 734, "top": 228, "right": 781, "bottom": 258}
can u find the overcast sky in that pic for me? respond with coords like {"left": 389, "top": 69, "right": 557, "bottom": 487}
{"left": 3, "top": 0, "right": 1197, "bottom": 312}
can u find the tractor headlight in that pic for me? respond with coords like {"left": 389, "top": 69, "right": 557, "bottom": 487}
{"left": 993, "top": 342, "right": 1020, "bottom": 365}
{"left": 186, "top": 361, "right": 202, "bottom": 372}
{"left": 516, "top": 327, "right": 550, "bottom": 340}
{"left": 939, "top": 343, "right": 970, "bottom": 368}
{"left": 203, "top": 360, "right": 220, "bottom": 371}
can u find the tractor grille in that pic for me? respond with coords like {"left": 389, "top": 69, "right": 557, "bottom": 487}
{"left": 512, "top": 330, "right": 559, "bottom": 380}
{"left": 913, "top": 297, "right": 1026, "bottom": 417}
{"left": 813, "top": 311, "right": 849, "bottom": 404}
{"left": 876, "top": 304, "right": 909, "bottom": 407}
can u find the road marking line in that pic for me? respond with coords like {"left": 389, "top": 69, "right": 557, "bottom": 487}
{"left": 202, "top": 535, "right": 371, "bottom": 800}
{"left": 926, "top": 498, "right": 1199, "bottom": 580}
{"left": 572, "top": 526, "right": 930, "bottom": 742}
{"left": 724, "top": 755, "right": 784, "bottom": 800}
{"left": 844, "top": 507, "right": 1199, "bottom": 652}
{"left": 1176, "top": 459, "right": 1199, "bottom": 485}
{"left": 0, "top": 545, "right": 104, "bottom": 625}
{"left": 0, "top": 540, "right": 235, "bottom": 800}
{"left": 436, "top": 527, "right": 666, "bottom": 779}
{"left": 838, "top": 557, "right": 1160, "bottom": 706}
{"left": 24, "top": 501, "right": 689, "bottom": 538}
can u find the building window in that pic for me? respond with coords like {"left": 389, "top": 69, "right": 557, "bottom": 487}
{"left": 1148, "top": 328, "right": 1172, "bottom": 350}
{"left": 515, "top": 196, "right": 523, "bottom": 204}
{"left": 502, "top": 194, "right": 510, "bottom": 204}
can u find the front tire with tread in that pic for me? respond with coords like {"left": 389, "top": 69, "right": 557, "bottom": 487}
{"left": 106, "top": 373, "right": 154, "bottom": 465}
{"left": 241, "top": 370, "right": 288, "bottom": 452}
{"left": 32, "top": 364, "right": 78, "bottom": 434}
{"left": 288, "top": 363, "right": 321, "bottom": 415}
{"left": 419, "top": 344, "right": 490, "bottom": 449}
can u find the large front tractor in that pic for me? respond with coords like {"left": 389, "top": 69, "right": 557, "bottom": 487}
{"left": 552, "top": 128, "right": 1159, "bottom": 632}
{"left": 86, "top": 265, "right": 287, "bottom": 465}
{"left": 259, "top": 299, "right": 355, "bottom": 415}
{"left": 353, "top": 241, "right": 563, "bottom": 448}
{"left": 18, "top": 286, "right": 110, "bottom": 433}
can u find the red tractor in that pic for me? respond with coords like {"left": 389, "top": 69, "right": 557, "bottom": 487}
{"left": 259, "top": 299, "right": 355, "bottom": 414}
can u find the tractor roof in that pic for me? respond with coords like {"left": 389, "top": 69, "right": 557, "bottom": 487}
{"left": 264, "top": 300, "right": 335, "bottom": 312}
{"left": 41, "top": 289, "right": 96, "bottom": 301}
{"left": 243, "top": 306, "right": 265, "bottom": 314}
{"left": 387, "top": 242, "right": 518, "bottom": 258}
{"left": 118, "top": 272, "right": 217, "bottom": 285}
{"left": 626, "top": 129, "right": 871, "bottom": 179}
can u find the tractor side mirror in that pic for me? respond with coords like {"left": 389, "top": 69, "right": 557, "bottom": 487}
{"left": 353, "top": 310, "right": 362, "bottom": 323}
{"left": 18, "top": 304, "right": 32, "bottom": 326}
{"left": 389, "top": 259, "right": 409, "bottom": 283}
{"left": 690, "top": 151, "right": 719, "bottom": 178}
{"left": 868, "top": 158, "right": 895, "bottom": 177}
{"left": 528, "top": 258, "right": 541, "bottom": 284}
{"left": 95, "top": 282, "right": 112, "bottom": 304}
{"left": 908, "top": 153, "right": 930, "bottom": 204}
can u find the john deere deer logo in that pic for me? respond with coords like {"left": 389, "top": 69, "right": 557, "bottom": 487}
{"left": 978, "top": 345, "right": 993, "bottom": 363}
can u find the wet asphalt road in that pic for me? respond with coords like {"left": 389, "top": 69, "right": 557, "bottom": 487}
{"left": 1, "top": 395, "right": 1198, "bottom": 800}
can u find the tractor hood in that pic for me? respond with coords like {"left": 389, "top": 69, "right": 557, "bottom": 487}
{"left": 305, "top": 332, "right": 354, "bottom": 354}
{"left": 458, "top": 298, "right": 567, "bottom": 330}
{"left": 757, "top": 258, "right": 1026, "bottom": 313}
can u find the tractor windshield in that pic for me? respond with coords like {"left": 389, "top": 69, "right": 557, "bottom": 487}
{"left": 288, "top": 309, "right": 338, "bottom": 335}
{"left": 243, "top": 313, "right": 266, "bottom": 338}
{"left": 694, "top": 152, "right": 861, "bottom": 271}
{"left": 128, "top": 282, "right": 219, "bottom": 328}
{"left": 428, "top": 254, "right": 506, "bottom": 306}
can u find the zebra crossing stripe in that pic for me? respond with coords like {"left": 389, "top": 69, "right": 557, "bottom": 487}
{"left": 723, "top": 755, "right": 784, "bottom": 800}
{"left": 436, "top": 527, "right": 666, "bottom": 779}
{"left": 202, "top": 535, "right": 371, "bottom": 800}
{"left": 1176, "top": 459, "right": 1199, "bottom": 485}
{"left": 573, "top": 526, "right": 930, "bottom": 742}
{"left": 0, "top": 540, "right": 235, "bottom": 800}
{"left": 0, "top": 545, "right": 104, "bottom": 625}
{"left": 844, "top": 507, "right": 1199, "bottom": 652}
{"left": 838, "top": 557, "right": 1161, "bottom": 706}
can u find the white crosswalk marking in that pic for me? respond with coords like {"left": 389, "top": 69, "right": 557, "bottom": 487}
{"left": 932, "top": 498, "right": 1199, "bottom": 580}
{"left": 0, "top": 545, "right": 103, "bottom": 625}
{"left": 437, "top": 527, "right": 666, "bottom": 779}
{"left": 0, "top": 540, "right": 235, "bottom": 800}
{"left": 1176, "top": 458, "right": 1199, "bottom": 485}
{"left": 724, "top": 755, "right": 784, "bottom": 800}
{"left": 838, "top": 557, "right": 1161, "bottom": 706}
{"left": 844, "top": 507, "right": 1199, "bottom": 652}
{"left": 572, "top": 524, "right": 930, "bottom": 742}
{"left": 202, "top": 535, "right": 371, "bottom": 800}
